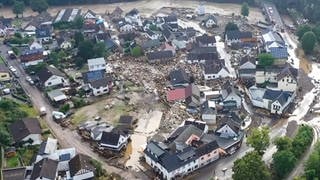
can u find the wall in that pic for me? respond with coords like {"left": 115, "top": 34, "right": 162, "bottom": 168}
{"left": 198, "top": 149, "right": 220, "bottom": 167}
{"left": 73, "top": 171, "right": 94, "bottom": 180}
{"left": 45, "top": 75, "right": 65, "bottom": 87}
{"left": 277, "top": 76, "right": 297, "bottom": 92}
{"left": 24, "top": 59, "right": 44, "bottom": 67}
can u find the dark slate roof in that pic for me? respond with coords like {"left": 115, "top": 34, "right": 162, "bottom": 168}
{"left": 147, "top": 50, "right": 174, "bottom": 61}
{"left": 196, "top": 34, "right": 216, "bottom": 45}
{"left": 99, "top": 131, "right": 121, "bottom": 146}
{"left": 200, "top": 100, "right": 216, "bottom": 115}
{"left": 9, "top": 118, "right": 41, "bottom": 143}
{"left": 203, "top": 62, "right": 226, "bottom": 74}
{"left": 188, "top": 47, "right": 219, "bottom": 61}
{"left": 119, "top": 115, "right": 133, "bottom": 125}
{"left": 239, "top": 55, "right": 256, "bottom": 66}
{"left": 169, "top": 68, "right": 190, "bottom": 86}
{"left": 82, "top": 70, "right": 105, "bottom": 83}
{"left": 277, "top": 66, "right": 298, "bottom": 81}
{"left": 126, "top": 8, "right": 139, "bottom": 16}
{"left": 142, "top": 39, "right": 161, "bottom": 50}
{"left": 263, "top": 89, "right": 292, "bottom": 105}
{"left": 2, "top": 167, "right": 26, "bottom": 180}
{"left": 167, "top": 23, "right": 179, "bottom": 30}
{"left": 217, "top": 112, "right": 243, "bottom": 134}
{"left": 184, "top": 120, "right": 206, "bottom": 131}
{"left": 37, "top": 66, "right": 65, "bottom": 83}
{"left": 269, "top": 47, "right": 288, "bottom": 59}
{"left": 146, "top": 29, "right": 155, "bottom": 36}
{"left": 195, "top": 140, "right": 219, "bottom": 157}
{"left": 89, "top": 75, "right": 112, "bottom": 88}
{"left": 226, "top": 30, "right": 252, "bottom": 40}
{"left": 69, "top": 154, "right": 94, "bottom": 177}
{"left": 96, "top": 32, "right": 111, "bottom": 41}
{"left": 35, "top": 26, "right": 51, "bottom": 38}
{"left": 163, "top": 15, "right": 178, "bottom": 23}
{"left": 30, "top": 158, "right": 58, "bottom": 180}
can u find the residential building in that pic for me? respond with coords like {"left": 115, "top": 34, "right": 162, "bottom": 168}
{"left": 142, "top": 39, "right": 161, "bottom": 51}
{"left": 169, "top": 68, "right": 190, "bottom": 87}
{"left": 29, "top": 41, "right": 43, "bottom": 50}
{"left": 87, "top": 57, "right": 106, "bottom": 72}
{"left": 145, "top": 29, "right": 161, "bottom": 40}
{"left": 82, "top": 70, "right": 113, "bottom": 96}
{"left": 37, "top": 65, "right": 67, "bottom": 88}
{"left": 201, "top": 15, "right": 218, "bottom": 28}
{"left": 69, "top": 154, "right": 95, "bottom": 180}
{"left": 47, "top": 89, "right": 68, "bottom": 103}
{"left": 30, "top": 158, "right": 58, "bottom": 180}
{"left": 56, "top": 37, "right": 72, "bottom": 49}
{"left": 221, "top": 81, "right": 242, "bottom": 108}
{"left": 187, "top": 47, "right": 219, "bottom": 64}
{"left": 195, "top": 34, "right": 216, "bottom": 47}
{"left": 147, "top": 50, "right": 174, "bottom": 64}
{"left": 0, "top": 64, "right": 11, "bottom": 81}
{"left": 203, "top": 62, "right": 229, "bottom": 80}
{"left": 166, "top": 86, "right": 192, "bottom": 102}
{"left": 9, "top": 118, "right": 42, "bottom": 145}
{"left": 200, "top": 100, "right": 217, "bottom": 125}
{"left": 98, "top": 130, "right": 130, "bottom": 151}
{"left": 125, "top": 8, "right": 141, "bottom": 26}
{"left": 2, "top": 167, "right": 27, "bottom": 180}
{"left": 35, "top": 25, "right": 52, "bottom": 43}
{"left": 277, "top": 66, "right": 298, "bottom": 92}
{"left": 119, "top": 22, "right": 134, "bottom": 32}
{"left": 248, "top": 86, "right": 294, "bottom": 114}
{"left": 111, "top": 6, "right": 124, "bottom": 20}
{"left": 225, "top": 30, "right": 255, "bottom": 46}
{"left": 83, "top": 9, "right": 97, "bottom": 20}
{"left": 238, "top": 56, "right": 256, "bottom": 79}
{"left": 20, "top": 49, "right": 44, "bottom": 67}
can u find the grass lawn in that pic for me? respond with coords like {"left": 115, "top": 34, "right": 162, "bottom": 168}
{"left": 18, "top": 146, "right": 39, "bottom": 166}
{"left": 71, "top": 112, "right": 88, "bottom": 125}
{"left": 5, "top": 156, "right": 20, "bottom": 168}
{"left": 19, "top": 104, "right": 38, "bottom": 117}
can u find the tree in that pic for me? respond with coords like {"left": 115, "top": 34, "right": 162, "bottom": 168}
{"left": 12, "top": 0, "right": 25, "bottom": 17}
{"left": 72, "top": 16, "right": 84, "bottom": 29}
{"left": 301, "top": 31, "right": 317, "bottom": 54}
{"left": 78, "top": 40, "right": 94, "bottom": 60}
{"left": 74, "top": 32, "right": 84, "bottom": 47}
{"left": 93, "top": 42, "right": 106, "bottom": 58}
{"left": 274, "top": 136, "right": 292, "bottom": 151}
{"left": 297, "top": 25, "right": 311, "bottom": 40}
{"left": 241, "top": 2, "right": 249, "bottom": 17}
{"left": 312, "top": 25, "right": 320, "bottom": 42}
{"left": 131, "top": 46, "right": 142, "bottom": 57}
{"left": 258, "top": 53, "right": 275, "bottom": 67}
{"left": 225, "top": 22, "right": 239, "bottom": 32}
{"left": 30, "top": 0, "right": 48, "bottom": 13}
{"left": 247, "top": 127, "right": 270, "bottom": 156}
{"left": 272, "top": 150, "right": 297, "bottom": 178}
{"left": 0, "top": 127, "right": 12, "bottom": 146}
{"left": 232, "top": 151, "right": 271, "bottom": 180}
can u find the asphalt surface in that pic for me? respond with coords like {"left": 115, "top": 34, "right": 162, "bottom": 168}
{"left": 0, "top": 42, "right": 142, "bottom": 179}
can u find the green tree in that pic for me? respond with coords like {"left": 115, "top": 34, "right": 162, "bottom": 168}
{"left": 0, "top": 127, "right": 12, "bottom": 146}
{"left": 93, "top": 42, "right": 106, "bottom": 58}
{"left": 12, "top": 0, "right": 25, "bottom": 17}
{"left": 232, "top": 151, "right": 271, "bottom": 180}
{"left": 30, "top": 0, "right": 48, "bottom": 13}
{"left": 59, "top": 104, "right": 70, "bottom": 113}
{"left": 72, "top": 16, "right": 84, "bottom": 29}
{"left": 297, "top": 25, "right": 311, "bottom": 40}
{"left": 74, "top": 32, "right": 84, "bottom": 47}
{"left": 274, "top": 136, "right": 292, "bottom": 151}
{"left": 247, "top": 127, "right": 270, "bottom": 156}
{"left": 241, "top": 2, "right": 249, "bottom": 17}
{"left": 78, "top": 40, "right": 94, "bottom": 60}
{"left": 312, "top": 25, "right": 320, "bottom": 42}
{"left": 225, "top": 22, "right": 239, "bottom": 32}
{"left": 304, "top": 142, "right": 320, "bottom": 179}
{"left": 258, "top": 53, "right": 275, "bottom": 67}
{"left": 272, "top": 150, "right": 297, "bottom": 178}
{"left": 131, "top": 46, "right": 142, "bottom": 57}
{"left": 301, "top": 31, "right": 317, "bottom": 54}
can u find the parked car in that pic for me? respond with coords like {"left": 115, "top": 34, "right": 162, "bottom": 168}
{"left": 26, "top": 76, "right": 34, "bottom": 85}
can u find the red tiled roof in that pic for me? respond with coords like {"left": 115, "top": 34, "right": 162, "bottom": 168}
{"left": 166, "top": 85, "right": 192, "bottom": 102}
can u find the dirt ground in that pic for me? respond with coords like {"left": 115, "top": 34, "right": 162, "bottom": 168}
{"left": 0, "top": 0, "right": 265, "bottom": 24}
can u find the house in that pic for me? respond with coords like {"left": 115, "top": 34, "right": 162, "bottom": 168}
{"left": 269, "top": 47, "right": 288, "bottom": 64}
{"left": 98, "top": 130, "right": 130, "bottom": 151}
{"left": 187, "top": 47, "right": 219, "bottom": 64}
{"left": 37, "top": 65, "right": 67, "bottom": 88}
{"left": 277, "top": 66, "right": 298, "bottom": 92}
{"left": 141, "top": 39, "right": 161, "bottom": 51}
{"left": 163, "top": 14, "right": 178, "bottom": 25}
{"left": 169, "top": 68, "right": 190, "bottom": 87}
{"left": 95, "top": 33, "right": 118, "bottom": 51}
{"left": 201, "top": 15, "right": 218, "bottom": 28}
{"left": 119, "top": 22, "right": 134, "bottom": 32}
{"left": 83, "top": 9, "right": 97, "bottom": 20}
{"left": 225, "top": 30, "right": 255, "bottom": 46}
{"left": 262, "top": 31, "right": 285, "bottom": 52}
{"left": 2, "top": 167, "right": 27, "bottom": 180}
{"left": 0, "top": 17, "right": 12, "bottom": 37}
{"left": 203, "top": 62, "right": 229, "bottom": 80}
{"left": 238, "top": 56, "right": 256, "bottom": 79}
{"left": 0, "top": 64, "right": 11, "bottom": 81}
{"left": 69, "top": 154, "right": 95, "bottom": 180}
{"left": 248, "top": 86, "right": 294, "bottom": 114}
{"left": 20, "top": 49, "right": 44, "bottom": 67}
{"left": 215, "top": 113, "right": 244, "bottom": 154}
{"left": 147, "top": 50, "right": 174, "bottom": 64}
{"left": 35, "top": 25, "right": 52, "bottom": 43}
{"left": 30, "top": 158, "right": 58, "bottom": 180}
{"left": 125, "top": 8, "right": 141, "bottom": 26}
{"left": 200, "top": 100, "right": 217, "bottom": 125}
{"left": 196, "top": 34, "right": 216, "bottom": 47}
{"left": 87, "top": 57, "right": 106, "bottom": 72}
{"left": 255, "top": 65, "right": 283, "bottom": 85}
{"left": 146, "top": 29, "right": 161, "bottom": 40}
{"left": 56, "top": 37, "right": 72, "bottom": 49}
{"left": 38, "top": 137, "right": 58, "bottom": 157}
{"left": 54, "top": 8, "right": 81, "bottom": 23}
{"left": 144, "top": 121, "right": 223, "bottom": 180}
{"left": 9, "top": 118, "right": 42, "bottom": 145}
{"left": 111, "top": 6, "right": 124, "bottom": 19}
{"left": 166, "top": 86, "right": 192, "bottom": 102}
{"left": 185, "top": 85, "right": 201, "bottom": 109}
{"left": 221, "top": 81, "right": 242, "bottom": 108}
{"left": 29, "top": 41, "right": 43, "bottom": 50}
{"left": 83, "top": 70, "right": 113, "bottom": 96}
{"left": 47, "top": 89, "right": 68, "bottom": 103}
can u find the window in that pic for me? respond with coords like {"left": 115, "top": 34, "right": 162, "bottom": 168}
{"left": 282, "top": 79, "right": 284, "bottom": 82}
{"left": 48, "top": 82, "right": 52, "bottom": 85}
{"left": 208, "top": 153, "right": 211, "bottom": 157}
{"left": 201, "top": 157, "right": 204, "bottom": 160}
{"left": 273, "top": 104, "right": 280, "bottom": 111}
{"left": 96, "top": 91, "right": 100, "bottom": 94}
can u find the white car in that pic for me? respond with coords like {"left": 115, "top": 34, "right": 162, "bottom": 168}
{"left": 9, "top": 66, "right": 16, "bottom": 72}
{"left": 26, "top": 76, "right": 34, "bottom": 85}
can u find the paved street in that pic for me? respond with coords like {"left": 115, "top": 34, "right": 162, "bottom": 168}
{"left": 0, "top": 43, "right": 142, "bottom": 179}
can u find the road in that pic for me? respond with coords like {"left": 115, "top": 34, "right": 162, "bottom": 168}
{"left": 0, "top": 43, "right": 141, "bottom": 179}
